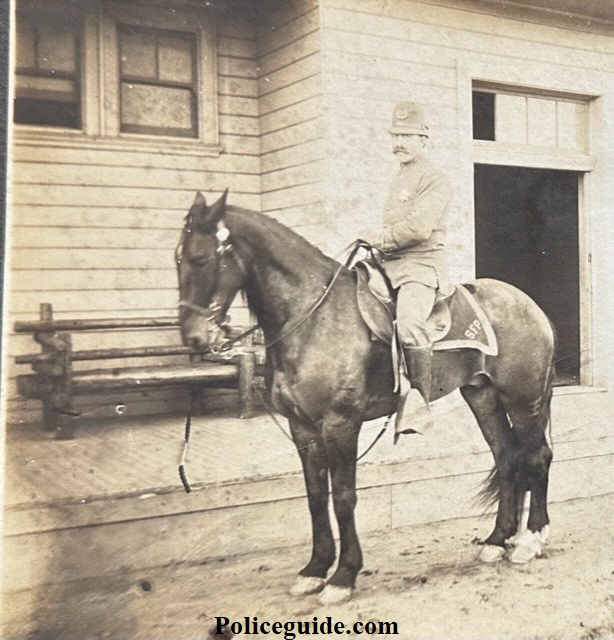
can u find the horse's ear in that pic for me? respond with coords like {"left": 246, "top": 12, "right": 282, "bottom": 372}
{"left": 193, "top": 191, "right": 207, "bottom": 206}
{"left": 189, "top": 189, "right": 228, "bottom": 230}
{"left": 190, "top": 191, "right": 208, "bottom": 221}
{"left": 208, "top": 188, "right": 229, "bottom": 222}
{"left": 201, "top": 189, "right": 228, "bottom": 229}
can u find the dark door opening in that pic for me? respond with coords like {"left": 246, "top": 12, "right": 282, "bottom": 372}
{"left": 474, "top": 165, "right": 580, "bottom": 385}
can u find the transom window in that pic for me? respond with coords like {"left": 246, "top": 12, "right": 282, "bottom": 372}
{"left": 472, "top": 85, "right": 588, "bottom": 152}
{"left": 14, "top": 14, "right": 81, "bottom": 129}
{"left": 118, "top": 26, "right": 198, "bottom": 138}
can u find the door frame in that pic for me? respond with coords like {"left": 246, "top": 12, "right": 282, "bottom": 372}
{"left": 456, "top": 71, "right": 597, "bottom": 386}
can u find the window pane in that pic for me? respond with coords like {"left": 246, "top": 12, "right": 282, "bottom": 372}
{"left": 16, "top": 20, "right": 35, "bottom": 69}
{"left": 14, "top": 97, "right": 79, "bottom": 127}
{"left": 495, "top": 94, "right": 527, "bottom": 144}
{"left": 120, "top": 28, "right": 156, "bottom": 79}
{"left": 557, "top": 101, "right": 586, "bottom": 151}
{"left": 472, "top": 91, "right": 495, "bottom": 141}
{"left": 15, "top": 75, "right": 79, "bottom": 127}
{"left": 527, "top": 98, "right": 557, "bottom": 147}
{"left": 121, "top": 83, "right": 195, "bottom": 136}
{"left": 158, "top": 34, "right": 194, "bottom": 84}
{"left": 38, "top": 24, "right": 76, "bottom": 73}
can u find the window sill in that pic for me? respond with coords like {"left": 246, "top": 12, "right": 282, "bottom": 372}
{"left": 12, "top": 126, "right": 224, "bottom": 158}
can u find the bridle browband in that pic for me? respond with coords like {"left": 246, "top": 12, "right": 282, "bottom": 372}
{"left": 177, "top": 215, "right": 366, "bottom": 354}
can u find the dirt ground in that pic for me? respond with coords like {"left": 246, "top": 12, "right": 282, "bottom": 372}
{"left": 9, "top": 492, "right": 614, "bottom": 640}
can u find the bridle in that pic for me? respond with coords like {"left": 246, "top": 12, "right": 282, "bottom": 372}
{"left": 177, "top": 216, "right": 367, "bottom": 354}
{"left": 175, "top": 226, "right": 388, "bottom": 491}
{"left": 176, "top": 216, "right": 250, "bottom": 346}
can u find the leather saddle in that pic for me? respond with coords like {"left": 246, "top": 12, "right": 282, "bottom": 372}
{"left": 354, "top": 260, "right": 498, "bottom": 356}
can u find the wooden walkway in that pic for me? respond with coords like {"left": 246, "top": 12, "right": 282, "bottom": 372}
{"left": 3, "top": 388, "right": 613, "bottom": 599}
{"left": 3, "top": 392, "right": 493, "bottom": 508}
{"left": 5, "top": 388, "right": 612, "bottom": 508}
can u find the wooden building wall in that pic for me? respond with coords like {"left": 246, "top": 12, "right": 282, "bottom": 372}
{"left": 256, "top": 0, "right": 327, "bottom": 249}
{"left": 7, "top": 0, "right": 614, "bottom": 426}
{"left": 318, "top": 0, "right": 614, "bottom": 387}
{"left": 318, "top": 0, "right": 461, "bottom": 258}
{"left": 7, "top": 7, "right": 262, "bottom": 424}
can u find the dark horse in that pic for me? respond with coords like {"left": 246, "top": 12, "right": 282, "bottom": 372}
{"left": 177, "top": 190, "right": 555, "bottom": 605}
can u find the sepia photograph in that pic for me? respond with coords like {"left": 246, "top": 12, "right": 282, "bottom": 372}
{"left": 1, "top": 0, "right": 613, "bottom": 638}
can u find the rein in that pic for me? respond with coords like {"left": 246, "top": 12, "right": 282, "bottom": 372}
{"left": 256, "top": 239, "right": 374, "bottom": 349}
{"left": 176, "top": 232, "right": 387, "bottom": 492}
{"left": 179, "top": 238, "right": 368, "bottom": 355}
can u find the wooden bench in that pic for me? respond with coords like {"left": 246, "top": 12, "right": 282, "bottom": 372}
{"left": 14, "top": 303, "right": 264, "bottom": 439}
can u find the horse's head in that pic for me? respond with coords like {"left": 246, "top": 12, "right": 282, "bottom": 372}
{"left": 176, "top": 189, "right": 247, "bottom": 351}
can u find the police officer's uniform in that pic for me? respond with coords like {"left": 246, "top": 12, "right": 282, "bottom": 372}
{"left": 361, "top": 102, "right": 452, "bottom": 435}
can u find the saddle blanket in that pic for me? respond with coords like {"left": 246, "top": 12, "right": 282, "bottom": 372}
{"left": 354, "top": 261, "right": 498, "bottom": 356}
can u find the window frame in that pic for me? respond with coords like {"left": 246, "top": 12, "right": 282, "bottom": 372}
{"left": 13, "top": 0, "right": 221, "bottom": 155}
{"left": 471, "top": 81, "right": 595, "bottom": 172}
{"left": 117, "top": 24, "right": 199, "bottom": 138}
{"left": 13, "top": 6, "right": 85, "bottom": 132}
{"left": 101, "top": 1, "right": 219, "bottom": 148}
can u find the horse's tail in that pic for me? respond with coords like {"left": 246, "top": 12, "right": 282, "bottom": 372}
{"left": 477, "top": 383, "right": 554, "bottom": 509}
{"left": 477, "top": 465, "right": 500, "bottom": 508}
{"left": 543, "top": 356, "right": 555, "bottom": 451}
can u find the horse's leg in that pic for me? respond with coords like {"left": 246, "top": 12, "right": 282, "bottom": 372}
{"left": 318, "top": 414, "right": 362, "bottom": 606}
{"left": 460, "top": 381, "right": 522, "bottom": 562}
{"left": 504, "top": 399, "right": 553, "bottom": 564}
{"left": 288, "top": 417, "right": 336, "bottom": 596}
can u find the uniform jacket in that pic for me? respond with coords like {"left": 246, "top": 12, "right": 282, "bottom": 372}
{"left": 373, "top": 153, "right": 453, "bottom": 295}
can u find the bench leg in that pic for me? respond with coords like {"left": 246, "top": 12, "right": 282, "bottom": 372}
{"left": 238, "top": 351, "right": 256, "bottom": 419}
{"left": 54, "top": 409, "right": 80, "bottom": 440}
{"left": 42, "top": 397, "right": 58, "bottom": 432}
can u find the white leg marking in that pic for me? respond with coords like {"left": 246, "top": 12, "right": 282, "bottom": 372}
{"left": 507, "top": 525, "right": 550, "bottom": 564}
{"left": 538, "top": 524, "right": 550, "bottom": 543}
{"left": 318, "top": 584, "right": 353, "bottom": 605}
{"left": 289, "top": 575, "right": 326, "bottom": 596}
{"left": 479, "top": 544, "right": 506, "bottom": 563}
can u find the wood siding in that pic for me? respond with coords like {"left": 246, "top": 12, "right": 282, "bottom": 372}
{"left": 7, "top": 9, "right": 261, "bottom": 424}
{"left": 319, "top": 0, "right": 614, "bottom": 389}
{"left": 256, "top": 0, "right": 327, "bottom": 249}
{"left": 8, "top": 0, "right": 614, "bottom": 425}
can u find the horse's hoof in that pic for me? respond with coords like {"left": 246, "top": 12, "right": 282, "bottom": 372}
{"left": 507, "top": 529, "right": 546, "bottom": 564}
{"left": 479, "top": 544, "right": 505, "bottom": 563}
{"left": 318, "top": 584, "right": 353, "bottom": 606}
{"left": 289, "top": 576, "right": 326, "bottom": 596}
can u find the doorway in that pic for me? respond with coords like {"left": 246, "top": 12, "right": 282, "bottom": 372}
{"left": 474, "top": 165, "right": 580, "bottom": 384}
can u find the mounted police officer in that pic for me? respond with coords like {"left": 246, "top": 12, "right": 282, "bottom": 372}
{"left": 359, "top": 101, "right": 453, "bottom": 436}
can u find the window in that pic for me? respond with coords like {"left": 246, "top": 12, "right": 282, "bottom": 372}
{"left": 472, "top": 91, "right": 495, "bottom": 141}
{"left": 472, "top": 85, "right": 588, "bottom": 152}
{"left": 14, "top": 14, "right": 81, "bottom": 128}
{"left": 12, "top": 0, "right": 219, "bottom": 150}
{"left": 118, "top": 26, "right": 198, "bottom": 138}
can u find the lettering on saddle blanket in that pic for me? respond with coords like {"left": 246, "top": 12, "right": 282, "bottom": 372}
{"left": 354, "top": 263, "right": 498, "bottom": 356}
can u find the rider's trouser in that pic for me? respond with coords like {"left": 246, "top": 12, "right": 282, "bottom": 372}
{"left": 394, "top": 282, "right": 436, "bottom": 436}
{"left": 396, "top": 283, "right": 437, "bottom": 347}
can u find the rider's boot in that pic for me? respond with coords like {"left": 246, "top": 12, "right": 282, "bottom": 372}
{"left": 394, "top": 344, "right": 434, "bottom": 441}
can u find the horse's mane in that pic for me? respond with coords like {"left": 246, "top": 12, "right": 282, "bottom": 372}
{"left": 225, "top": 205, "right": 337, "bottom": 270}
